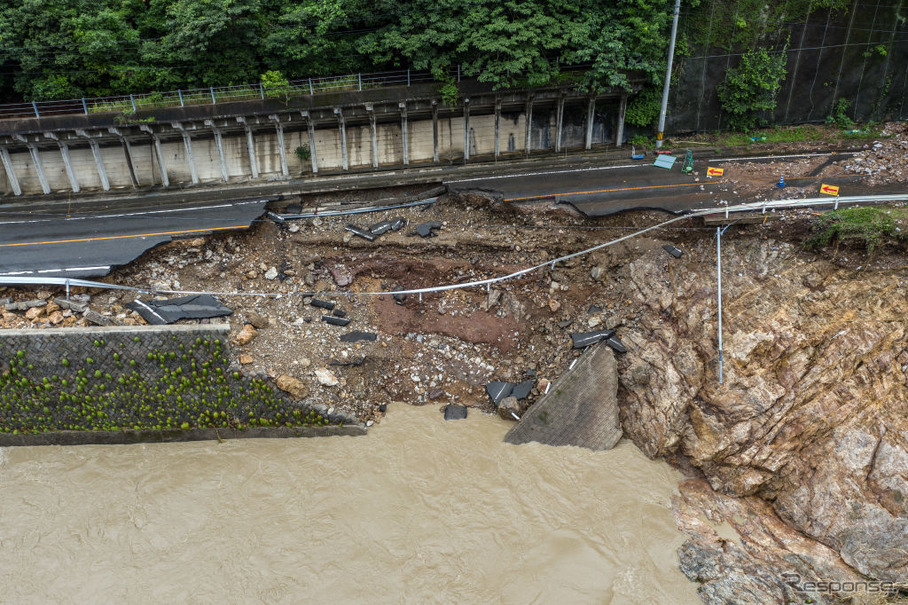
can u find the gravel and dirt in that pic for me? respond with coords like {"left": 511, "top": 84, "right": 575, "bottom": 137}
{"left": 4, "top": 122, "right": 908, "bottom": 602}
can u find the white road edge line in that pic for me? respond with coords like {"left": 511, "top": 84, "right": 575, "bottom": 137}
{"left": 0, "top": 199, "right": 268, "bottom": 226}
{"left": 444, "top": 152, "right": 854, "bottom": 184}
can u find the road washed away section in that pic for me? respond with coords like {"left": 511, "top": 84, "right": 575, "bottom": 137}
{"left": 0, "top": 197, "right": 274, "bottom": 278}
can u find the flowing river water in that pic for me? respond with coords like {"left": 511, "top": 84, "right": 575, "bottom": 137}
{"left": 0, "top": 404, "right": 700, "bottom": 604}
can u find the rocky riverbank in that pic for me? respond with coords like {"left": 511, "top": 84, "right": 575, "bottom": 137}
{"left": 615, "top": 229, "right": 908, "bottom": 602}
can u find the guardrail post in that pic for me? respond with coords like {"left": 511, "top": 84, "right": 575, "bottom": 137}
{"left": 82, "top": 98, "right": 88, "bottom": 115}
{"left": 358, "top": 73, "right": 362, "bottom": 91}
{"left": 32, "top": 101, "right": 40, "bottom": 119}
{"left": 210, "top": 87, "right": 216, "bottom": 104}
{"left": 407, "top": 69, "right": 411, "bottom": 87}
{"left": 457, "top": 64, "right": 461, "bottom": 82}
{"left": 309, "top": 78, "right": 314, "bottom": 95}
{"left": 178, "top": 89, "right": 184, "bottom": 107}
{"left": 260, "top": 83, "right": 265, "bottom": 99}
{"left": 130, "top": 94, "right": 137, "bottom": 112}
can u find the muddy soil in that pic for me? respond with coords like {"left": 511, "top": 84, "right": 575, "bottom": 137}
{"left": 4, "top": 183, "right": 908, "bottom": 428}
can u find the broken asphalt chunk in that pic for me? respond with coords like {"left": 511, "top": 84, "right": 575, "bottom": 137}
{"left": 571, "top": 329, "right": 616, "bottom": 349}
{"left": 444, "top": 404, "right": 468, "bottom": 421}
{"left": 605, "top": 336, "right": 627, "bottom": 354}
{"left": 345, "top": 224, "right": 376, "bottom": 242}
{"left": 510, "top": 380, "right": 534, "bottom": 400}
{"left": 339, "top": 330, "right": 378, "bottom": 343}
{"left": 322, "top": 315, "right": 351, "bottom": 327}
{"left": 416, "top": 221, "right": 442, "bottom": 237}
{"left": 332, "top": 309, "right": 347, "bottom": 318}
{"left": 390, "top": 217, "right": 407, "bottom": 231}
{"left": 310, "top": 298, "right": 336, "bottom": 310}
{"left": 126, "top": 294, "right": 233, "bottom": 325}
{"left": 486, "top": 381, "right": 513, "bottom": 405}
{"left": 663, "top": 245, "right": 683, "bottom": 259}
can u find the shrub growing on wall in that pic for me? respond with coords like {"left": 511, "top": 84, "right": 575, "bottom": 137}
{"left": 717, "top": 47, "right": 787, "bottom": 130}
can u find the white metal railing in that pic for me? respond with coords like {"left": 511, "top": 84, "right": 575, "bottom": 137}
{"left": 2, "top": 194, "right": 906, "bottom": 299}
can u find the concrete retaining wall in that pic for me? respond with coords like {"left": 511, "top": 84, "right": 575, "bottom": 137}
{"left": 505, "top": 344, "right": 622, "bottom": 450}
{"left": 0, "top": 89, "right": 626, "bottom": 197}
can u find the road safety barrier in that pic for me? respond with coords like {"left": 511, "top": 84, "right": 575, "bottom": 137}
{"left": 3, "top": 194, "right": 908, "bottom": 300}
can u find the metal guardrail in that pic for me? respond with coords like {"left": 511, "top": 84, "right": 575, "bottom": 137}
{"left": 0, "top": 63, "right": 596, "bottom": 122}
{"left": 0, "top": 68, "right": 450, "bottom": 121}
{"left": 3, "top": 194, "right": 907, "bottom": 298}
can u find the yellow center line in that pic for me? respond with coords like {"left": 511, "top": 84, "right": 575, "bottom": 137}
{"left": 503, "top": 171, "right": 862, "bottom": 202}
{"left": 0, "top": 225, "right": 249, "bottom": 249}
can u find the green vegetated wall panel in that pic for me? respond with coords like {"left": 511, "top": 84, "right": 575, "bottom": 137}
{"left": 0, "top": 325, "right": 353, "bottom": 444}
{"left": 669, "top": 0, "right": 908, "bottom": 132}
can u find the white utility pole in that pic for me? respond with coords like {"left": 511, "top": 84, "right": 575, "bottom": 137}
{"left": 656, "top": 0, "right": 682, "bottom": 148}
{"left": 716, "top": 226, "right": 724, "bottom": 384}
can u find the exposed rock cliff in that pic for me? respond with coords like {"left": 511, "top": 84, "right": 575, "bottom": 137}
{"left": 615, "top": 234, "right": 908, "bottom": 600}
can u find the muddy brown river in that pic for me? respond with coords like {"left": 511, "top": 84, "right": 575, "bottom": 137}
{"left": 0, "top": 405, "right": 700, "bottom": 604}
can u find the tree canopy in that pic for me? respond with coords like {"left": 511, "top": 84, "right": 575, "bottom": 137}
{"left": 0, "top": 0, "right": 674, "bottom": 101}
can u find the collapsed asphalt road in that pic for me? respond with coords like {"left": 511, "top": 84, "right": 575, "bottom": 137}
{"left": 0, "top": 197, "right": 276, "bottom": 278}
{"left": 445, "top": 152, "right": 876, "bottom": 216}
{"left": 0, "top": 148, "right": 898, "bottom": 280}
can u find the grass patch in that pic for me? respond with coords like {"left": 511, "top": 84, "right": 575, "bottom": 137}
{"left": 806, "top": 206, "right": 908, "bottom": 253}
{"left": 681, "top": 123, "right": 886, "bottom": 151}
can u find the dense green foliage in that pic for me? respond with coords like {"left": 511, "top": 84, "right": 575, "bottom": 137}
{"left": 717, "top": 47, "right": 788, "bottom": 130}
{"left": 684, "top": 0, "right": 850, "bottom": 50}
{"left": 0, "top": 337, "right": 332, "bottom": 434}
{"left": 0, "top": 0, "right": 674, "bottom": 101}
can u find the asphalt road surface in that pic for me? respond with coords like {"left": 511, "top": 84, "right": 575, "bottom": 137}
{"left": 445, "top": 152, "right": 880, "bottom": 216}
{"left": 0, "top": 198, "right": 273, "bottom": 278}
{"left": 0, "top": 150, "right": 900, "bottom": 279}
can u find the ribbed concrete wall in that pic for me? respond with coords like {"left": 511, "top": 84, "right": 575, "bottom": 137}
{"left": 0, "top": 93, "right": 624, "bottom": 197}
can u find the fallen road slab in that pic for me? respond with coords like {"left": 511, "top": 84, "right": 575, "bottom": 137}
{"left": 505, "top": 344, "right": 621, "bottom": 450}
{"left": 339, "top": 330, "right": 378, "bottom": 343}
{"left": 416, "top": 221, "right": 442, "bottom": 237}
{"left": 570, "top": 329, "right": 616, "bottom": 349}
{"left": 0, "top": 197, "right": 275, "bottom": 279}
{"left": 444, "top": 404, "right": 468, "bottom": 421}
{"left": 345, "top": 224, "right": 376, "bottom": 241}
{"left": 127, "top": 294, "right": 233, "bottom": 325}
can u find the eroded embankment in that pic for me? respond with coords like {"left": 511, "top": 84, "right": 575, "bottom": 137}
{"left": 2, "top": 191, "right": 908, "bottom": 601}
{"left": 616, "top": 233, "right": 908, "bottom": 602}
